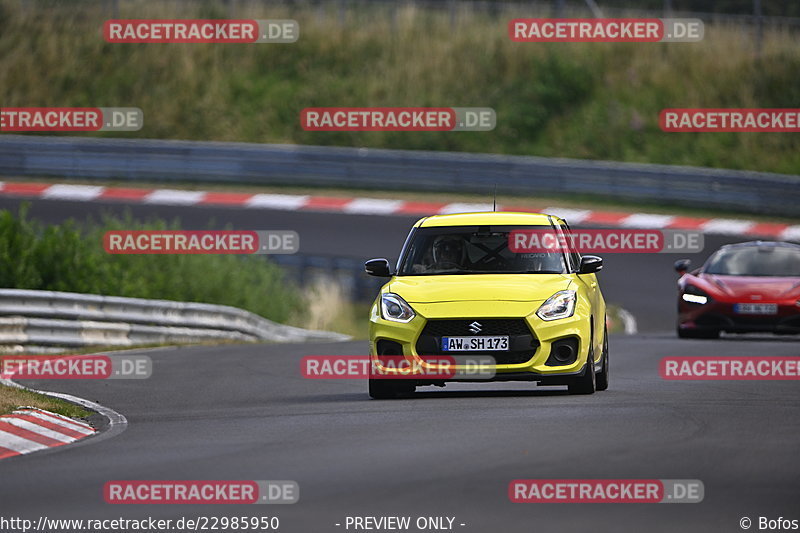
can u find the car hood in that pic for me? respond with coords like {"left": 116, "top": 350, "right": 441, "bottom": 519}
{"left": 388, "top": 274, "right": 573, "bottom": 303}
{"left": 700, "top": 273, "right": 800, "bottom": 299}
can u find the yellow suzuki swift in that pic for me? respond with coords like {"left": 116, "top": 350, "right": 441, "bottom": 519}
{"left": 365, "top": 212, "right": 608, "bottom": 399}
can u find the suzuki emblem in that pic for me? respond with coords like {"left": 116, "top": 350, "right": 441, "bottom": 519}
{"left": 468, "top": 321, "right": 482, "bottom": 334}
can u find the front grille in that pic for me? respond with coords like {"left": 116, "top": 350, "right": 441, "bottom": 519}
{"left": 415, "top": 319, "right": 538, "bottom": 365}
{"left": 420, "top": 319, "right": 532, "bottom": 337}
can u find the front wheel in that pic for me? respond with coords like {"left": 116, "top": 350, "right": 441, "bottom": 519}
{"left": 369, "top": 378, "right": 415, "bottom": 399}
{"left": 369, "top": 379, "right": 398, "bottom": 399}
{"left": 595, "top": 325, "right": 609, "bottom": 391}
{"left": 568, "top": 346, "right": 596, "bottom": 395}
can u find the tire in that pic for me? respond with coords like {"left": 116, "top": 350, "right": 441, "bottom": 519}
{"left": 369, "top": 379, "right": 401, "bottom": 399}
{"left": 368, "top": 375, "right": 416, "bottom": 399}
{"left": 677, "top": 325, "right": 720, "bottom": 339}
{"left": 568, "top": 343, "right": 596, "bottom": 395}
{"left": 595, "top": 325, "right": 609, "bottom": 391}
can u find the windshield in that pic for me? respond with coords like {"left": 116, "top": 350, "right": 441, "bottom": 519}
{"left": 704, "top": 246, "right": 800, "bottom": 277}
{"left": 398, "top": 225, "right": 567, "bottom": 275}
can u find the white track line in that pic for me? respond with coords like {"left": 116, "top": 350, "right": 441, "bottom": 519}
{"left": 143, "top": 189, "right": 206, "bottom": 205}
{"left": 245, "top": 193, "right": 309, "bottom": 210}
{"left": 701, "top": 219, "right": 755, "bottom": 235}
{"left": 42, "top": 184, "right": 105, "bottom": 201}
{"left": 621, "top": 214, "right": 675, "bottom": 228}
{"left": 439, "top": 203, "right": 495, "bottom": 214}
{"left": 780, "top": 226, "right": 800, "bottom": 241}
{"left": 541, "top": 207, "right": 592, "bottom": 224}
{"left": 343, "top": 198, "right": 404, "bottom": 215}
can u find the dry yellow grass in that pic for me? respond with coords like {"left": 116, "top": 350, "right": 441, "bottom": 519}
{"left": 292, "top": 276, "right": 370, "bottom": 339}
{"left": 0, "top": 383, "right": 91, "bottom": 418}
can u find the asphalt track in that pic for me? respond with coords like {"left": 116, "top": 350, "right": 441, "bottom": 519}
{"left": 3, "top": 337, "right": 800, "bottom": 532}
{"left": 0, "top": 197, "right": 755, "bottom": 331}
{"left": 1, "top": 197, "right": 799, "bottom": 533}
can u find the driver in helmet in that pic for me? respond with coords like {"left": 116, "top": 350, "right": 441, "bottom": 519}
{"left": 432, "top": 235, "right": 468, "bottom": 271}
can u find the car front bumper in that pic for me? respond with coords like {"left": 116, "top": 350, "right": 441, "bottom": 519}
{"left": 678, "top": 299, "right": 800, "bottom": 334}
{"left": 368, "top": 299, "right": 595, "bottom": 383}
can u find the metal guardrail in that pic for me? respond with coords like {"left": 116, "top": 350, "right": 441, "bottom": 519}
{"left": 0, "top": 289, "right": 349, "bottom": 351}
{"left": 0, "top": 135, "right": 798, "bottom": 216}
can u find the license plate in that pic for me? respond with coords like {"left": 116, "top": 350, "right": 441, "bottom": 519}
{"left": 441, "top": 336, "right": 509, "bottom": 351}
{"left": 734, "top": 303, "right": 778, "bottom": 315}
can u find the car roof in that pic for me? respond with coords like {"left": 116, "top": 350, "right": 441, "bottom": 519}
{"left": 415, "top": 211, "right": 560, "bottom": 228}
{"left": 718, "top": 240, "right": 800, "bottom": 251}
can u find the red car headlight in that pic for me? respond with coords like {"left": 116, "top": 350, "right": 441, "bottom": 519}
{"left": 682, "top": 284, "right": 712, "bottom": 305}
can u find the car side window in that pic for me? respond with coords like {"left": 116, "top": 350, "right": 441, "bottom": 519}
{"left": 561, "top": 222, "right": 582, "bottom": 272}
{"left": 550, "top": 222, "right": 574, "bottom": 273}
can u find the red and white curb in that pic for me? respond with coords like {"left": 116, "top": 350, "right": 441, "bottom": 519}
{"left": 0, "top": 407, "right": 95, "bottom": 459}
{"left": 0, "top": 376, "right": 127, "bottom": 461}
{"left": 1, "top": 180, "right": 798, "bottom": 240}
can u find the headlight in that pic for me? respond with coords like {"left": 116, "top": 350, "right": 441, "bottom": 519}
{"left": 380, "top": 293, "right": 416, "bottom": 323}
{"left": 536, "top": 290, "right": 576, "bottom": 321}
{"left": 682, "top": 285, "right": 710, "bottom": 305}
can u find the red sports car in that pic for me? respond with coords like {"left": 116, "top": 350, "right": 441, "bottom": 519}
{"left": 675, "top": 241, "right": 800, "bottom": 338}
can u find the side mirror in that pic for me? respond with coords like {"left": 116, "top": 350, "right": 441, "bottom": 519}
{"left": 579, "top": 255, "right": 603, "bottom": 274}
{"left": 365, "top": 258, "right": 392, "bottom": 277}
{"left": 674, "top": 259, "right": 691, "bottom": 274}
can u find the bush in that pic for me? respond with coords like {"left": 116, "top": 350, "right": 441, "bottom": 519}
{"left": 0, "top": 205, "right": 302, "bottom": 323}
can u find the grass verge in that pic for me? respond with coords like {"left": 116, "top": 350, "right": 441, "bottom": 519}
{"left": 0, "top": 383, "right": 91, "bottom": 418}
{"left": 1, "top": 1, "right": 798, "bottom": 174}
